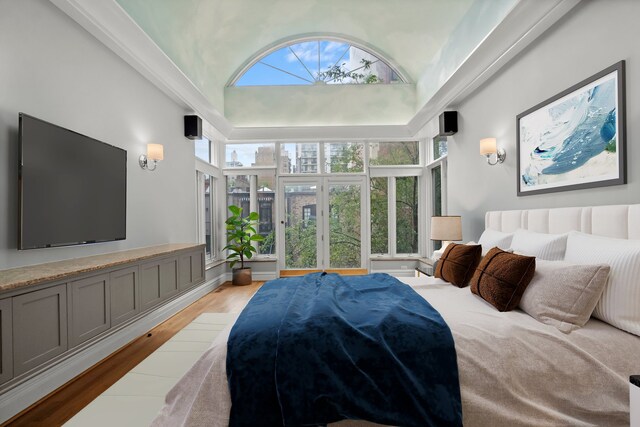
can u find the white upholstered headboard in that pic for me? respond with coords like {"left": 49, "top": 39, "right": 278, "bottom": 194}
{"left": 485, "top": 204, "right": 640, "bottom": 240}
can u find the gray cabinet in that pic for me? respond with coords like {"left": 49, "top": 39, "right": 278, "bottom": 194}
{"left": 69, "top": 274, "right": 110, "bottom": 347}
{"left": 160, "top": 258, "right": 179, "bottom": 299}
{"left": 110, "top": 266, "right": 139, "bottom": 327}
{"left": 140, "top": 257, "right": 179, "bottom": 311}
{"left": 0, "top": 298, "right": 12, "bottom": 385}
{"left": 13, "top": 284, "right": 68, "bottom": 376}
{"left": 179, "top": 250, "right": 205, "bottom": 290}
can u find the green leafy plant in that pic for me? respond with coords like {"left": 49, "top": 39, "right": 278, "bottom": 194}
{"left": 224, "top": 205, "right": 264, "bottom": 269}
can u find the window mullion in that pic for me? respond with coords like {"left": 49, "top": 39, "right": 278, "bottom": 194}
{"left": 388, "top": 176, "right": 397, "bottom": 257}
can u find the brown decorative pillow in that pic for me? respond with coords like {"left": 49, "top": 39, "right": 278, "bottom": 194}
{"left": 435, "top": 243, "right": 482, "bottom": 287}
{"left": 470, "top": 247, "right": 536, "bottom": 312}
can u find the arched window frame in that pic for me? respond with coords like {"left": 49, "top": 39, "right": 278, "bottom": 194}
{"left": 228, "top": 34, "right": 411, "bottom": 87}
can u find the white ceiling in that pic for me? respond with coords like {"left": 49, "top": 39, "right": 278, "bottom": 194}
{"left": 115, "top": 0, "right": 476, "bottom": 106}
{"left": 52, "top": 0, "right": 580, "bottom": 138}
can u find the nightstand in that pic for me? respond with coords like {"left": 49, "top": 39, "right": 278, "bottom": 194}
{"left": 415, "top": 258, "right": 435, "bottom": 277}
{"left": 631, "top": 375, "right": 640, "bottom": 426}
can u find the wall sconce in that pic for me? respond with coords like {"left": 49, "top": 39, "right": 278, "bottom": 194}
{"left": 480, "top": 138, "right": 506, "bottom": 166}
{"left": 139, "top": 143, "right": 164, "bottom": 171}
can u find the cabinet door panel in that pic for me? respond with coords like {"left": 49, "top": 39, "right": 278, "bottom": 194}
{"left": 0, "top": 298, "right": 12, "bottom": 385}
{"left": 179, "top": 250, "right": 205, "bottom": 290}
{"left": 110, "top": 266, "right": 139, "bottom": 327}
{"left": 70, "top": 274, "right": 110, "bottom": 347}
{"left": 13, "top": 284, "right": 67, "bottom": 376}
{"left": 179, "top": 254, "right": 192, "bottom": 290}
{"left": 191, "top": 251, "right": 204, "bottom": 284}
{"left": 140, "top": 262, "right": 161, "bottom": 311}
{"left": 159, "top": 258, "right": 178, "bottom": 299}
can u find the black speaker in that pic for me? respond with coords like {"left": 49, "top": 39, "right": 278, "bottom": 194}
{"left": 184, "top": 115, "right": 202, "bottom": 140}
{"left": 438, "top": 111, "right": 458, "bottom": 136}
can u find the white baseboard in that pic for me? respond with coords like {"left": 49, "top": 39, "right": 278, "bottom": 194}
{"left": 224, "top": 271, "right": 276, "bottom": 282}
{"left": 0, "top": 273, "right": 226, "bottom": 424}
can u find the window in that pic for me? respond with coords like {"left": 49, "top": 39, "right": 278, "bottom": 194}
{"left": 370, "top": 175, "right": 420, "bottom": 256}
{"left": 226, "top": 173, "right": 276, "bottom": 255}
{"left": 233, "top": 39, "right": 405, "bottom": 86}
{"left": 225, "top": 143, "right": 276, "bottom": 168}
{"left": 324, "top": 142, "right": 364, "bottom": 173}
{"left": 396, "top": 176, "right": 419, "bottom": 254}
{"left": 427, "top": 136, "right": 447, "bottom": 254}
{"left": 195, "top": 138, "right": 211, "bottom": 163}
{"left": 433, "top": 136, "right": 448, "bottom": 159}
{"left": 280, "top": 143, "right": 319, "bottom": 174}
{"left": 369, "top": 141, "right": 420, "bottom": 166}
{"left": 370, "top": 177, "right": 388, "bottom": 254}
{"left": 197, "top": 170, "right": 217, "bottom": 262}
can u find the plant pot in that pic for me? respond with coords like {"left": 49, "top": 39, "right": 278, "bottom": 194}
{"left": 232, "top": 267, "right": 252, "bottom": 286}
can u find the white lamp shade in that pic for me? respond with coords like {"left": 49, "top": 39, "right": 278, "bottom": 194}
{"left": 430, "top": 216, "right": 462, "bottom": 241}
{"left": 479, "top": 138, "right": 497, "bottom": 156}
{"left": 147, "top": 143, "right": 164, "bottom": 161}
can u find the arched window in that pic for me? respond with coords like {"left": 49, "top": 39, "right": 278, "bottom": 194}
{"left": 232, "top": 38, "right": 406, "bottom": 86}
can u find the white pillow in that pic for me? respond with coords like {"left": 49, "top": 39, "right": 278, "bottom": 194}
{"left": 563, "top": 231, "right": 640, "bottom": 336}
{"left": 519, "top": 259, "right": 610, "bottom": 333}
{"left": 478, "top": 229, "right": 514, "bottom": 255}
{"left": 509, "top": 229, "right": 568, "bottom": 261}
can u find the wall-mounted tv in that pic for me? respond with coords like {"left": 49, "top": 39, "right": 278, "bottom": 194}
{"left": 18, "top": 113, "right": 127, "bottom": 250}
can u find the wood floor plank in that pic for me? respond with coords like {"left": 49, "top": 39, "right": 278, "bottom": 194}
{"left": 4, "top": 281, "right": 262, "bottom": 427}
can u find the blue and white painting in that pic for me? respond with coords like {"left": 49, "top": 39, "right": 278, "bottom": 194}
{"left": 519, "top": 70, "right": 620, "bottom": 194}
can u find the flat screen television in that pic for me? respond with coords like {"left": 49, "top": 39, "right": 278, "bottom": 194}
{"left": 18, "top": 113, "right": 127, "bottom": 249}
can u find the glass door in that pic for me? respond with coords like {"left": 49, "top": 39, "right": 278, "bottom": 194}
{"left": 279, "top": 177, "right": 366, "bottom": 274}
{"left": 280, "top": 179, "right": 321, "bottom": 271}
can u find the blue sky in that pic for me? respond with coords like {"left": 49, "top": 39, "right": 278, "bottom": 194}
{"left": 236, "top": 41, "right": 352, "bottom": 86}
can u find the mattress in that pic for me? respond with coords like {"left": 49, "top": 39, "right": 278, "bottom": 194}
{"left": 152, "top": 276, "right": 640, "bottom": 426}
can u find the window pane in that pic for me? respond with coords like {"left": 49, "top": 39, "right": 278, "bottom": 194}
{"left": 257, "top": 173, "right": 276, "bottom": 255}
{"left": 235, "top": 39, "right": 405, "bottom": 86}
{"left": 225, "top": 143, "right": 275, "bottom": 167}
{"left": 280, "top": 143, "right": 319, "bottom": 174}
{"left": 329, "top": 183, "right": 361, "bottom": 268}
{"left": 396, "top": 176, "right": 419, "bottom": 254}
{"left": 284, "top": 184, "right": 318, "bottom": 268}
{"left": 195, "top": 138, "right": 211, "bottom": 163}
{"left": 432, "top": 165, "right": 443, "bottom": 251}
{"left": 203, "top": 174, "right": 212, "bottom": 258}
{"left": 369, "top": 141, "right": 419, "bottom": 165}
{"left": 226, "top": 174, "right": 275, "bottom": 255}
{"left": 370, "top": 177, "right": 388, "bottom": 254}
{"left": 432, "top": 136, "right": 447, "bottom": 160}
{"left": 324, "top": 142, "right": 364, "bottom": 173}
{"left": 226, "top": 175, "right": 250, "bottom": 217}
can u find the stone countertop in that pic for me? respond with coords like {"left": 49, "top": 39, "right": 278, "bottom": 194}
{"left": 0, "top": 243, "right": 205, "bottom": 293}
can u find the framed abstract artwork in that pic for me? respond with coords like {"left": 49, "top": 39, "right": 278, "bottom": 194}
{"left": 517, "top": 61, "right": 626, "bottom": 196}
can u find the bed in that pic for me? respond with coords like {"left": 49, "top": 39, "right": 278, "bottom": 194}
{"left": 153, "top": 204, "right": 640, "bottom": 426}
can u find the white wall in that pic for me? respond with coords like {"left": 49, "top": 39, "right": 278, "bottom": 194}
{"left": 0, "top": 0, "right": 197, "bottom": 269}
{"left": 445, "top": 0, "right": 640, "bottom": 241}
{"left": 225, "top": 84, "right": 415, "bottom": 127}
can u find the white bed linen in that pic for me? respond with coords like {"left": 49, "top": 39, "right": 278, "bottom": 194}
{"left": 152, "top": 276, "right": 640, "bottom": 427}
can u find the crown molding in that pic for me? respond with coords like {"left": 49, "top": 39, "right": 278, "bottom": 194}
{"left": 228, "top": 124, "right": 413, "bottom": 142}
{"left": 50, "top": 0, "right": 233, "bottom": 139}
{"left": 51, "top": 0, "right": 580, "bottom": 141}
{"left": 407, "top": 0, "right": 581, "bottom": 134}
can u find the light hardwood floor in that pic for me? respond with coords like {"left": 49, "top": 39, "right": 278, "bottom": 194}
{"left": 4, "top": 281, "right": 263, "bottom": 427}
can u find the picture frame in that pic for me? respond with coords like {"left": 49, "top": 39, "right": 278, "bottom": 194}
{"left": 516, "top": 61, "right": 626, "bottom": 196}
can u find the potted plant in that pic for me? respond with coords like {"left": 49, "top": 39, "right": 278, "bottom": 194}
{"left": 224, "top": 205, "right": 264, "bottom": 285}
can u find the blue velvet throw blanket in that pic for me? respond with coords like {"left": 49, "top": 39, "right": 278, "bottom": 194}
{"left": 226, "top": 272, "right": 462, "bottom": 427}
